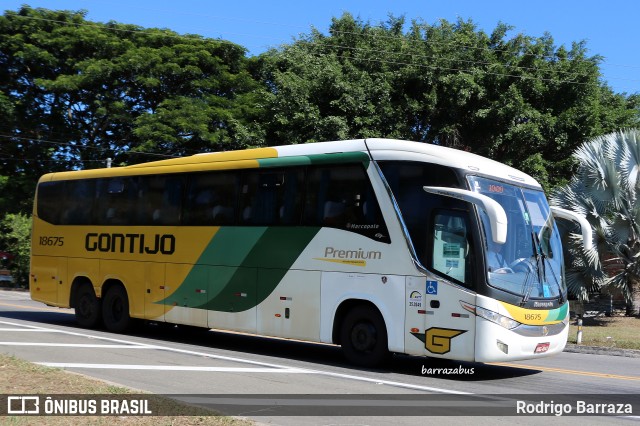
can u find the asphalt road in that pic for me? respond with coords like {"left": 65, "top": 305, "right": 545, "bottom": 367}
{"left": 1, "top": 288, "right": 639, "bottom": 425}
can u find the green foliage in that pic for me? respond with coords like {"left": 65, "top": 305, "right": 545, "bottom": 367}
{"left": 256, "top": 14, "right": 640, "bottom": 190}
{"left": 0, "top": 176, "right": 8, "bottom": 209}
{"left": 0, "top": 213, "right": 31, "bottom": 287}
{"left": 0, "top": 6, "right": 264, "bottom": 214}
{"left": 552, "top": 129, "right": 640, "bottom": 316}
{"left": 2, "top": 7, "right": 639, "bottom": 206}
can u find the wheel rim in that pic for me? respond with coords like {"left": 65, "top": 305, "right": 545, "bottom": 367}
{"left": 111, "top": 297, "right": 124, "bottom": 322}
{"left": 78, "top": 295, "right": 93, "bottom": 318}
{"left": 350, "top": 321, "right": 377, "bottom": 352}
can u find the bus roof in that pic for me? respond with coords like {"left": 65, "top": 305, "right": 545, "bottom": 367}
{"left": 40, "top": 138, "right": 540, "bottom": 188}
{"left": 277, "top": 139, "right": 539, "bottom": 187}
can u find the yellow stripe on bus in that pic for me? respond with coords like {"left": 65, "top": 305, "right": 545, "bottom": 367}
{"left": 313, "top": 258, "right": 367, "bottom": 267}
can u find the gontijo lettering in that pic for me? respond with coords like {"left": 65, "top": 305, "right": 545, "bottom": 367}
{"left": 85, "top": 233, "right": 175, "bottom": 255}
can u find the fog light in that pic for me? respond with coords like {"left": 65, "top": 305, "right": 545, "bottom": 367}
{"left": 497, "top": 340, "right": 508, "bottom": 354}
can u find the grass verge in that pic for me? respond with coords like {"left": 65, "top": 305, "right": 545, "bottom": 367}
{"left": 567, "top": 316, "right": 640, "bottom": 350}
{"left": 0, "top": 353, "right": 253, "bottom": 425}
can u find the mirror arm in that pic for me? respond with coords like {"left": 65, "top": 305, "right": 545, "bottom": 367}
{"left": 423, "top": 186, "right": 507, "bottom": 244}
{"left": 550, "top": 206, "right": 593, "bottom": 251}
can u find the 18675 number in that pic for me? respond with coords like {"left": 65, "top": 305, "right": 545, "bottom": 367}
{"left": 39, "top": 236, "right": 64, "bottom": 246}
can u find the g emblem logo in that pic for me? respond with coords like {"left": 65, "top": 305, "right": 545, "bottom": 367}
{"left": 424, "top": 327, "right": 466, "bottom": 355}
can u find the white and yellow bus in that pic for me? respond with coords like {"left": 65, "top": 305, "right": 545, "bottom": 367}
{"left": 30, "top": 139, "right": 590, "bottom": 367}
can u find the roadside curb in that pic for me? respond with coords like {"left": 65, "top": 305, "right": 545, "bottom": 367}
{"left": 564, "top": 343, "right": 640, "bottom": 358}
{"left": 0, "top": 287, "right": 27, "bottom": 292}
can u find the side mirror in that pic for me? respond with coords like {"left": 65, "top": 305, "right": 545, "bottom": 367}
{"left": 550, "top": 206, "right": 593, "bottom": 251}
{"left": 423, "top": 186, "right": 507, "bottom": 244}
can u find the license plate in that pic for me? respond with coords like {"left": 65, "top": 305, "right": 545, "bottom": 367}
{"left": 534, "top": 342, "right": 550, "bottom": 353}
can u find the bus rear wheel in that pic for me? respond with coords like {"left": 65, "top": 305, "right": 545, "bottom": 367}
{"left": 340, "top": 305, "right": 390, "bottom": 368}
{"left": 75, "top": 284, "right": 101, "bottom": 328}
{"left": 102, "top": 285, "right": 131, "bottom": 333}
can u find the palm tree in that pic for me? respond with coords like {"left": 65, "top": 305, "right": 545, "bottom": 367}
{"left": 551, "top": 129, "right": 640, "bottom": 317}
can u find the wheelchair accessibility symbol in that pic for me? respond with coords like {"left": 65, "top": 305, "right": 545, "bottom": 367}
{"left": 426, "top": 280, "right": 438, "bottom": 295}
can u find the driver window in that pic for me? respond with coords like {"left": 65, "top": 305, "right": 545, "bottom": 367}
{"left": 430, "top": 211, "right": 473, "bottom": 287}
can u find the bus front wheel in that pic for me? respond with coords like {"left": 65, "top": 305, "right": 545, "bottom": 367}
{"left": 102, "top": 285, "right": 131, "bottom": 333}
{"left": 340, "top": 305, "right": 390, "bottom": 368}
{"left": 75, "top": 284, "right": 101, "bottom": 329}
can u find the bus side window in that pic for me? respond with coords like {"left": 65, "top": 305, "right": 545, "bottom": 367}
{"left": 96, "top": 177, "right": 138, "bottom": 226}
{"left": 430, "top": 210, "right": 473, "bottom": 287}
{"left": 239, "top": 171, "right": 262, "bottom": 225}
{"left": 37, "top": 181, "right": 66, "bottom": 224}
{"left": 303, "top": 164, "right": 389, "bottom": 243}
{"left": 240, "top": 169, "right": 303, "bottom": 226}
{"left": 184, "top": 172, "right": 237, "bottom": 226}
{"left": 138, "top": 175, "right": 184, "bottom": 225}
{"left": 278, "top": 169, "right": 304, "bottom": 225}
{"left": 305, "top": 166, "right": 358, "bottom": 227}
{"left": 61, "top": 180, "right": 95, "bottom": 225}
{"left": 378, "top": 161, "right": 461, "bottom": 265}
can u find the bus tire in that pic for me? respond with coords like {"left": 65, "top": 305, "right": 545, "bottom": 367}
{"left": 102, "top": 285, "right": 131, "bottom": 333}
{"left": 340, "top": 305, "right": 390, "bottom": 368}
{"left": 75, "top": 284, "right": 101, "bottom": 329}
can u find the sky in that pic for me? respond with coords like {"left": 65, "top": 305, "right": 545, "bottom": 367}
{"left": 3, "top": 0, "right": 640, "bottom": 95}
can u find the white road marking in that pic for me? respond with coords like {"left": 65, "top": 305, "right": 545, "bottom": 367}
{"left": 0, "top": 342, "right": 153, "bottom": 348}
{"left": 38, "top": 363, "right": 309, "bottom": 373}
{"left": 0, "top": 328, "right": 65, "bottom": 332}
{"left": 0, "top": 319, "right": 470, "bottom": 395}
{"left": 0, "top": 292, "right": 30, "bottom": 300}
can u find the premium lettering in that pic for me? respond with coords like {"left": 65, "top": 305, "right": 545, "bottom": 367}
{"left": 324, "top": 246, "right": 382, "bottom": 260}
{"left": 85, "top": 233, "right": 175, "bottom": 255}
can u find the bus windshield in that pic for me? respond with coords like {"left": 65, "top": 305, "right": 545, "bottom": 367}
{"left": 468, "top": 176, "right": 566, "bottom": 301}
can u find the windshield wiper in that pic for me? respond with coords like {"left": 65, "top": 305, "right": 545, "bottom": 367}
{"left": 521, "top": 231, "right": 544, "bottom": 306}
{"left": 534, "top": 227, "right": 566, "bottom": 303}
{"left": 532, "top": 231, "right": 546, "bottom": 280}
{"left": 521, "top": 229, "right": 566, "bottom": 305}
{"left": 542, "top": 251, "right": 565, "bottom": 304}
{"left": 520, "top": 270, "right": 535, "bottom": 307}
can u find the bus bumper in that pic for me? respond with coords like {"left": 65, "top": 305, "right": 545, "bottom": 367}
{"left": 474, "top": 317, "right": 569, "bottom": 362}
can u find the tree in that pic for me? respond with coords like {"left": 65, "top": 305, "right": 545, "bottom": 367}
{"left": 0, "top": 213, "right": 31, "bottom": 287}
{"left": 0, "top": 6, "right": 264, "bottom": 216}
{"left": 256, "top": 14, "right": 640, "bottom": 190}
{"left": 2, "top": 7, "right": 640, "bottom": 219}
{"left": 552, "top": 129, "right": 640, "bottom": 316}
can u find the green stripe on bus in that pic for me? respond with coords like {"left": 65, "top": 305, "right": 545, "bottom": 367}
{"left": 546, "top": 303, "right": 568, "bottom": 322}
{"left": 158, "top": 227, "right": 320, "bottom": 313}
{"left": 257, "top": 157, "right": 311, "bottom": 168}
{"left": 156, "top": 227, "right": 266, "bottom": 308}
{"left": 257, "top": 152, "right": 370, "bottom": 168}
{"left": 198, "top": 227, "right": 320, "bottom": 312}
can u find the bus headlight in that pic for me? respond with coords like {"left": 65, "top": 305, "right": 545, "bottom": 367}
{"left": 475, "top": 306, "right": 521, "bottom": 330}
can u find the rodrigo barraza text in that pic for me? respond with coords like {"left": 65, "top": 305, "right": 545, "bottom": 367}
{"left": 516, "top": 400, "right": 633, "bottom": 416}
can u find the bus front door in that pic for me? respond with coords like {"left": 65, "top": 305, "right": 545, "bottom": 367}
{"left": 406, "top": 276, "right": 476, "bottom": 361}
